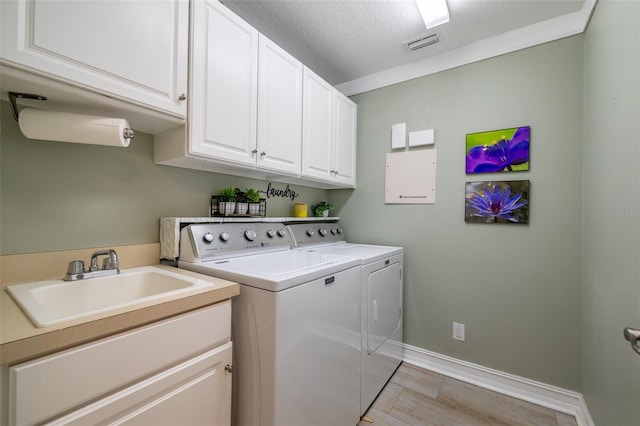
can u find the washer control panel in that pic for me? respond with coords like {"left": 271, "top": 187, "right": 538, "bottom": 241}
{"left": 180, "top": 223, "right": 291, "bottom": 262}
{"left": 287, "top": 222, "right": 346, "bottom": 247}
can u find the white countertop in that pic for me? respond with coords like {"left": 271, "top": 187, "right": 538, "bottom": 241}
{"left": 1, "top": 265, "right": 239, "bottom": 365}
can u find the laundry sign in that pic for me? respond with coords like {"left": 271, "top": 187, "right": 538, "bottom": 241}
{"left": 261, "top": 182, "right": 300, "bottom": 201}
{"left": 385, "top": 149, "right": 437, "bottom": 204}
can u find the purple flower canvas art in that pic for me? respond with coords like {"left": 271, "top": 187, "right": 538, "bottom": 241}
{"left": 465, "top": 181, "right": 530, "bottom": 224}
{"left": 465, "top": 126, "right": 530, "bottom": 174}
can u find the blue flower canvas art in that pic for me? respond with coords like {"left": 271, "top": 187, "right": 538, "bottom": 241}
{"left": 465, "top": 126, "right": 530, "bottom": 174}
{"left": 465, "top": 180, "right": 530, "bottom": 224}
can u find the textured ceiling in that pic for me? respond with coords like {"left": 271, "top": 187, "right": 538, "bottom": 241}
{"left": 222, "top": 0, "right": 586, "bottom": 86}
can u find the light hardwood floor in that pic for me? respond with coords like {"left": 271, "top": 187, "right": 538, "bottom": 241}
{"left": 359, "top": 363, "right": 578, "bottom": 426}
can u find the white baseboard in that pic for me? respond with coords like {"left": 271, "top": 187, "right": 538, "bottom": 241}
{"left": 402, "top": 344, "right": 594, "bottom": 426}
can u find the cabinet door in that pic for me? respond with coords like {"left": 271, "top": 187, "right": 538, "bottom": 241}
{"left": 46, "top": 343, "right": 233, "bottom": 426}
{"left": 9, "top": 302, "right": 231, "bottom": 425}
{"left": 190, "top": 0, "right": 258, "bottom": 167}
{"left": 257, "top": 35, "right": 303, "bottom": 175}
{"left": 301, "top": 67, "right": 334, "bottom": 181}
{"left": 333, "top": 92, "right": 357, "bottom": 187}
{"left": 0, "top": 0, "right": 188, "bottom": 117}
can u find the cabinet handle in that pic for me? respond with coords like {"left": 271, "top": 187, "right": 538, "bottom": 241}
{"left": 251, "top": 149, "right": 258, "bottom": 154}
{"left": 225, "top": 364, "right": 233, "bottom": 373}
{"left": 260, "top": 151, "right": 266, "bottom": 156}
{"left": 334, "top": 170, "right": 339, "bottom": 175}
{"left": 178, "top": 93, "right": 186, "bottom": 101}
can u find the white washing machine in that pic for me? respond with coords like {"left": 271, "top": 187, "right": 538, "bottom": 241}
{"left": 287, "top": 222, "right": 404, "bottom": 414}
{"left": 177, "top": 222, "right": 362, "bottom": 426}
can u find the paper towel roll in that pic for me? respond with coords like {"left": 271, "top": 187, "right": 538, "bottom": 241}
{"left": 18, "top": 108, "right": 134, "bottom": 147}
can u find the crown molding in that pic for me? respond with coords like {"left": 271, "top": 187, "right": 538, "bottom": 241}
{"left": 336, "top": 0, "right": 597, "bottom": 96}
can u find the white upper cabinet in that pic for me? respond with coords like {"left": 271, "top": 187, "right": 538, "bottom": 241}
{"left": 0, "top": 0, "right": 189, "bottom": 118}
{"left": 302, "top": 67, "right": 357, "bottom": 188}
{"left": 333, "top": 91, "right": 357, "bottom": 186}
{"left": 155, "top": 0, "right": 356, "bottom": 188}
{"left": 172, "top": 0, "right": 303, "bottom": 176}
{"left": 257, "top": 35, "right": 303, "bottom": 175}
{"left": 189, "top": 0, "right": 259, "bottom": 167}
{"left": 302, "top": 67, "right": 334, "bottom": 181}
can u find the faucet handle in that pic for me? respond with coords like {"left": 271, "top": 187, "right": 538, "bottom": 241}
{"left": 102, "top": 256, "right": 119, "bottom": 271}
{"left": 67, "top": 260, "right": 85, "bottom": 275}
{"left": 64, "top": 260, "right": 85, "bottom": 281}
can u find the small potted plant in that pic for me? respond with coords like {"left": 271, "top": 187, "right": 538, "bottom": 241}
{"left": 312, "top": 201, "right": 334, "bottom": 217}
{"left": 234, "top": 188, "right": 249, "bottom": 215}
{"left": 218, "top": 187, "right": 237, "bottom": 216}
{"left": 245, "top": 188, "right": 262, "bottom": 216}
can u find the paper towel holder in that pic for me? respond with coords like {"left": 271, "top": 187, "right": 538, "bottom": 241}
{"left": 8, "top": 91, "right": 136, "bottom": 141}
{"left": 8, "top": 92, "right": 47, "bottom": 122}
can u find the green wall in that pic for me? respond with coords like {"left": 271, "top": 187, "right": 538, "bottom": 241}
{"left": 3, "top": 5, "right": 639, "bottom": 420}
{"left": 0, "top": 102, "right": 328, "bottom": 254}
{"left": 332, "top": 36, "right": 584, "bottom": 389}
{"left": 582, "top": 1, "right": 640, "bottom": 424}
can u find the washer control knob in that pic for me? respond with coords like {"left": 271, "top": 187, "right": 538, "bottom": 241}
{"left": 267, "top": 229, "right": 276, "bottom": 238}
{"left": 336, "top": 228, "right": 343, "bottom": 234}
{"left": 203, "top": 233, "right": 215, "bottom": 243}
{"left": 219, "top": 232, "right": 231, "bottom": 242}
{"left": 331, "top": 228, "right": 338, "bottom": 235}
{"left": 319, "top": 228, "right": 328, "bottom": 236}
{"left": 306, "top": 230, "right": 315, "bottom": 237}
{"left": 244, "top": 230, "right": 257, "bottom": 241}
{"left": 277, "top": 229, "right": 287, "bottom": 237}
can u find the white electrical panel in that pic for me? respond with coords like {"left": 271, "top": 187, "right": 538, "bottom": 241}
{"left": 385, "top": 149, "right": 437, "bottom": 204}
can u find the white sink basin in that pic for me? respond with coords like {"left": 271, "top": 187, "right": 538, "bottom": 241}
{"left": 7, "top": 266, "right": 215, "bottom": 328}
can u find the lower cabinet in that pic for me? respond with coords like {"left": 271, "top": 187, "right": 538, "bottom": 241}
{"left": 6, "top": 302, "right": 232, "bottom": 426}
{"left": 47, "top": 343, "right": 232, "bottom": 426}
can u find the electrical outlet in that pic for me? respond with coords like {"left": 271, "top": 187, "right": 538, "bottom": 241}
{"left": 453, "top": 322, "right": 465, "bottom": 342}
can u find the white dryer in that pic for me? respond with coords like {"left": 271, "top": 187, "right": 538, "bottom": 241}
{"left": 288, "top": 222, "right": 404, "bottom": 414}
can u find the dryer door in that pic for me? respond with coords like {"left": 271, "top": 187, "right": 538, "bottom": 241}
{"left": 366, "top": 261, "right": 402, "bottom": 354}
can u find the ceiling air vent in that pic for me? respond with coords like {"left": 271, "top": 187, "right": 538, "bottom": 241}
{"left": 406, "top": 34, "right": 439, "bottom": 51}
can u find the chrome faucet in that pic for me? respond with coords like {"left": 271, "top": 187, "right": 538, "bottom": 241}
{"left": 64, "top": 249, "right": 120, "bottom": 281}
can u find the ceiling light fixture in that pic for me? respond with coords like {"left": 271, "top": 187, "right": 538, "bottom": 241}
{"left": 415, "top": 0, "right": 450, "bottom": 29}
